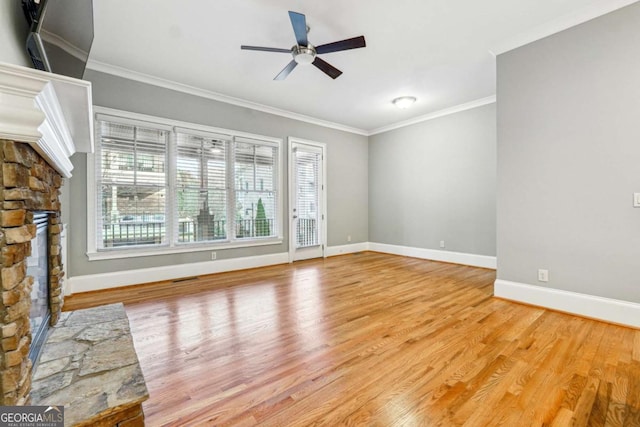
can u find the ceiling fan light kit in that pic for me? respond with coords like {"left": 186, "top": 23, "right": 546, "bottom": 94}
{"left": 241, "top": 11, "right": 366, "bottom": 80}
{"left": 293, "top": 45, "right": 316, "bottom": 65}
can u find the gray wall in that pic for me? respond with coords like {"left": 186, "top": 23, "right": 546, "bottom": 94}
{"left": 69, "top": 70, "right": 368, "bottom": 277}
{"left": 369, "top": 104, "right": 496, "bottom": 256}
{"left": 0, "top": 0, "right": 32, "bottom": 66}
{"left": 497, "top": 3, "right": 640, "bottom": 303}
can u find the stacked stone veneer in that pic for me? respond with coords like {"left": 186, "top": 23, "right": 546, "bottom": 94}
{"left": 0, "top": 140, "right": 64, "bottom": 405}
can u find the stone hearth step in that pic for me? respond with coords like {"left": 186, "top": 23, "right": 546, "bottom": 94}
{"left": 31, "top": 303, "right": 149, "bottom": 427}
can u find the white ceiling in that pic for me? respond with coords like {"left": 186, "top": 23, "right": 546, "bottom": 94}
{"left": 87, "top": 0, "right": 637, "bottom": 134}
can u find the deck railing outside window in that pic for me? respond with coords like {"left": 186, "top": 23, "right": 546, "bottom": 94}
{"left": 102, "top": 218, "right": 275, "bottom": 247}
{"left": 296, "top": 218, "right": 317, "bottom": 248}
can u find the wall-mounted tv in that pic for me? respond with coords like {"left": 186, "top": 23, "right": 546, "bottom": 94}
{"left": 22, "top": 0, "right": 94, "bottom": 79}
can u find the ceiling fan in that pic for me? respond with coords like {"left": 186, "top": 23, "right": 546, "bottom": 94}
{"left": 241, "top": 11, "right": 366, "bottom": 80}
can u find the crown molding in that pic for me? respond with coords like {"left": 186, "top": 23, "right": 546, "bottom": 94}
{"left": 368, "top": 96, "right": 496, "bottom": 136}
{"left": 0, "top": 62, "right": 94, "bottom": 177}
{"left": 490, "top": 0, "right": 640, "bottom": 56}
{"left": 86, "top": 60, "right": 369, "bottom": 136}
{"left": 86, "top": 61, "right": 498, "bottom": 137}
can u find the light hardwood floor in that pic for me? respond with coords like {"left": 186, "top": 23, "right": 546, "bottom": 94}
{"left": 64, "top": 252, "right": 640, "bottom": 426}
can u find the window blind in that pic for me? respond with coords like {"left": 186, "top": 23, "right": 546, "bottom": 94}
{"left": 234, "top": 140, "right": 277, "bottom": 239}
{"left": 294, "top": 148, "right": 320, "bottom": 247}
{"left": 175, "top": 132, "right": 228, "bottom": 243}
{"left": 96, "top": 120, "right": 169, "bottom": 248}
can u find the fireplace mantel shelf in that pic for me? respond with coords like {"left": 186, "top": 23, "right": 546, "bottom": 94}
{"left": 0, "top": 62, "right": 94, "bottom": 178}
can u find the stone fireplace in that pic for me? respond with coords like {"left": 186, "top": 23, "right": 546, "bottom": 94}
{"left": 0, "top": 62, "right": 93, "bottom": 406}
{"left": 0, "top": 141, "right": 65, "bottom": 405}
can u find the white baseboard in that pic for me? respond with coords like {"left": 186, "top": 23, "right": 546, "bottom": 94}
{"left": 325, "top": 242, "right": 369, "bottom": 257}
{"left": 65, "top": 243, "right": 496, "bottom": 296}
{"left": 494, "top": 279, "right": 640, "bottom": 329}
{"left": 66, "top": 252, "right": 289, "bottom": 295}
{"left": 368, "top": 242, "right": 497, "bottom": 269}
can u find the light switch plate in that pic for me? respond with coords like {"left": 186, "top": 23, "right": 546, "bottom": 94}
{"left": 634, "top": 193, "right": 640, "bottom": 207}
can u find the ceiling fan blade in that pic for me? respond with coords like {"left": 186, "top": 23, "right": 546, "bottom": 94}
{"left": 288, "top": 11, "right": 308, "bottom": 46}
{"left": 315, "top": 36, "right": 366, "bottom": 54}
{"left": 312, "top": 57, "right": 343, "bottom": 79}
{"left": 274, "top": 60, "right": 298, "bottom": 80}
{"left": 241, "top": 45, "right": 291, "bottom": 53}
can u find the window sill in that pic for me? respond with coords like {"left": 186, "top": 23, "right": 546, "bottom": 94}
{"left": 86, "top": 238, "right": 284, "bottom": 261}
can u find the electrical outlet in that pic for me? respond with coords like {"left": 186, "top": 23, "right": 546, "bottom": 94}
{"left": 440, "top": 240, "right": 445, "bottom": 248}
{"left": 537, "top": 269, "right": 549, "bottom": 282}
{"left": 211, "top": 252, "right": 217, "bottom": 260}
{"left": 347, "top": 235, "right": 352, "bottom": 242}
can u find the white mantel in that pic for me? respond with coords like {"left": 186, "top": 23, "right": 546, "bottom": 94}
{"left": 0, "top": 62, "right": 94, "bottom": 178}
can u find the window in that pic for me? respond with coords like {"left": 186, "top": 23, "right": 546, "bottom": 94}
{"left": 234, "top": 139, "right": 277, "bottom": 239}
{"left": 89, "top": 110, "right": 282, "bottom": 258}
{"left": 175, "top": 131, "right": 229, "bottom": 243}
{"left": 97, "top": 121, "right": 168, "bottom": 248}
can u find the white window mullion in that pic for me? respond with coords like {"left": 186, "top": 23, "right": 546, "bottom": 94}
{"left": 132, "top": 127, "right": 138, "bottom": 189}
{"left": 274, "top": 145, "right": 281, "bottom": 238}
{"left": 167, "top": 131, "right": 177, "bottom": 247}
{"left": 227, "top": 138, "right": 237, "bottom": 242}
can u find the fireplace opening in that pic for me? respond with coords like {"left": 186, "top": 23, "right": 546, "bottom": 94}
{"left": 27, "top": 212, "right": 51, "bottom": 366}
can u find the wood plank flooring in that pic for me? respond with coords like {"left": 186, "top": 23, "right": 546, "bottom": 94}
{"left": 64, "top": 252, "right": 640, "bottom": 426}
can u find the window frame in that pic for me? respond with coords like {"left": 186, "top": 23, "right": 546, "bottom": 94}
{"left": 86, "top": 107, "right": 284, "bottom": 261}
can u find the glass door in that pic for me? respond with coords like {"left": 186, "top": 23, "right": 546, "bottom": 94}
{"left": 289, "top": 139, "right": 325, "bottom": 262}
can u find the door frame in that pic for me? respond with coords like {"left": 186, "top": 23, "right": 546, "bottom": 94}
{"left": 288, "top": 137, "right": 327, "bottom": 263}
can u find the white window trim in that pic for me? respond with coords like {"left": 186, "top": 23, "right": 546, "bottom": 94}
{"left": 86, "top": 106, "right": 284, "bottom": 261}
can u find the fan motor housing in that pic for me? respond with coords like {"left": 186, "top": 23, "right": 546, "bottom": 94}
{"left": 292, "top": 45, "right": 316, "bottom": 65}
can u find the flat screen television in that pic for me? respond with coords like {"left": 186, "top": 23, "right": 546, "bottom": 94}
{"left": 22, "top": 0, "right": 94, "bottom": 79}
